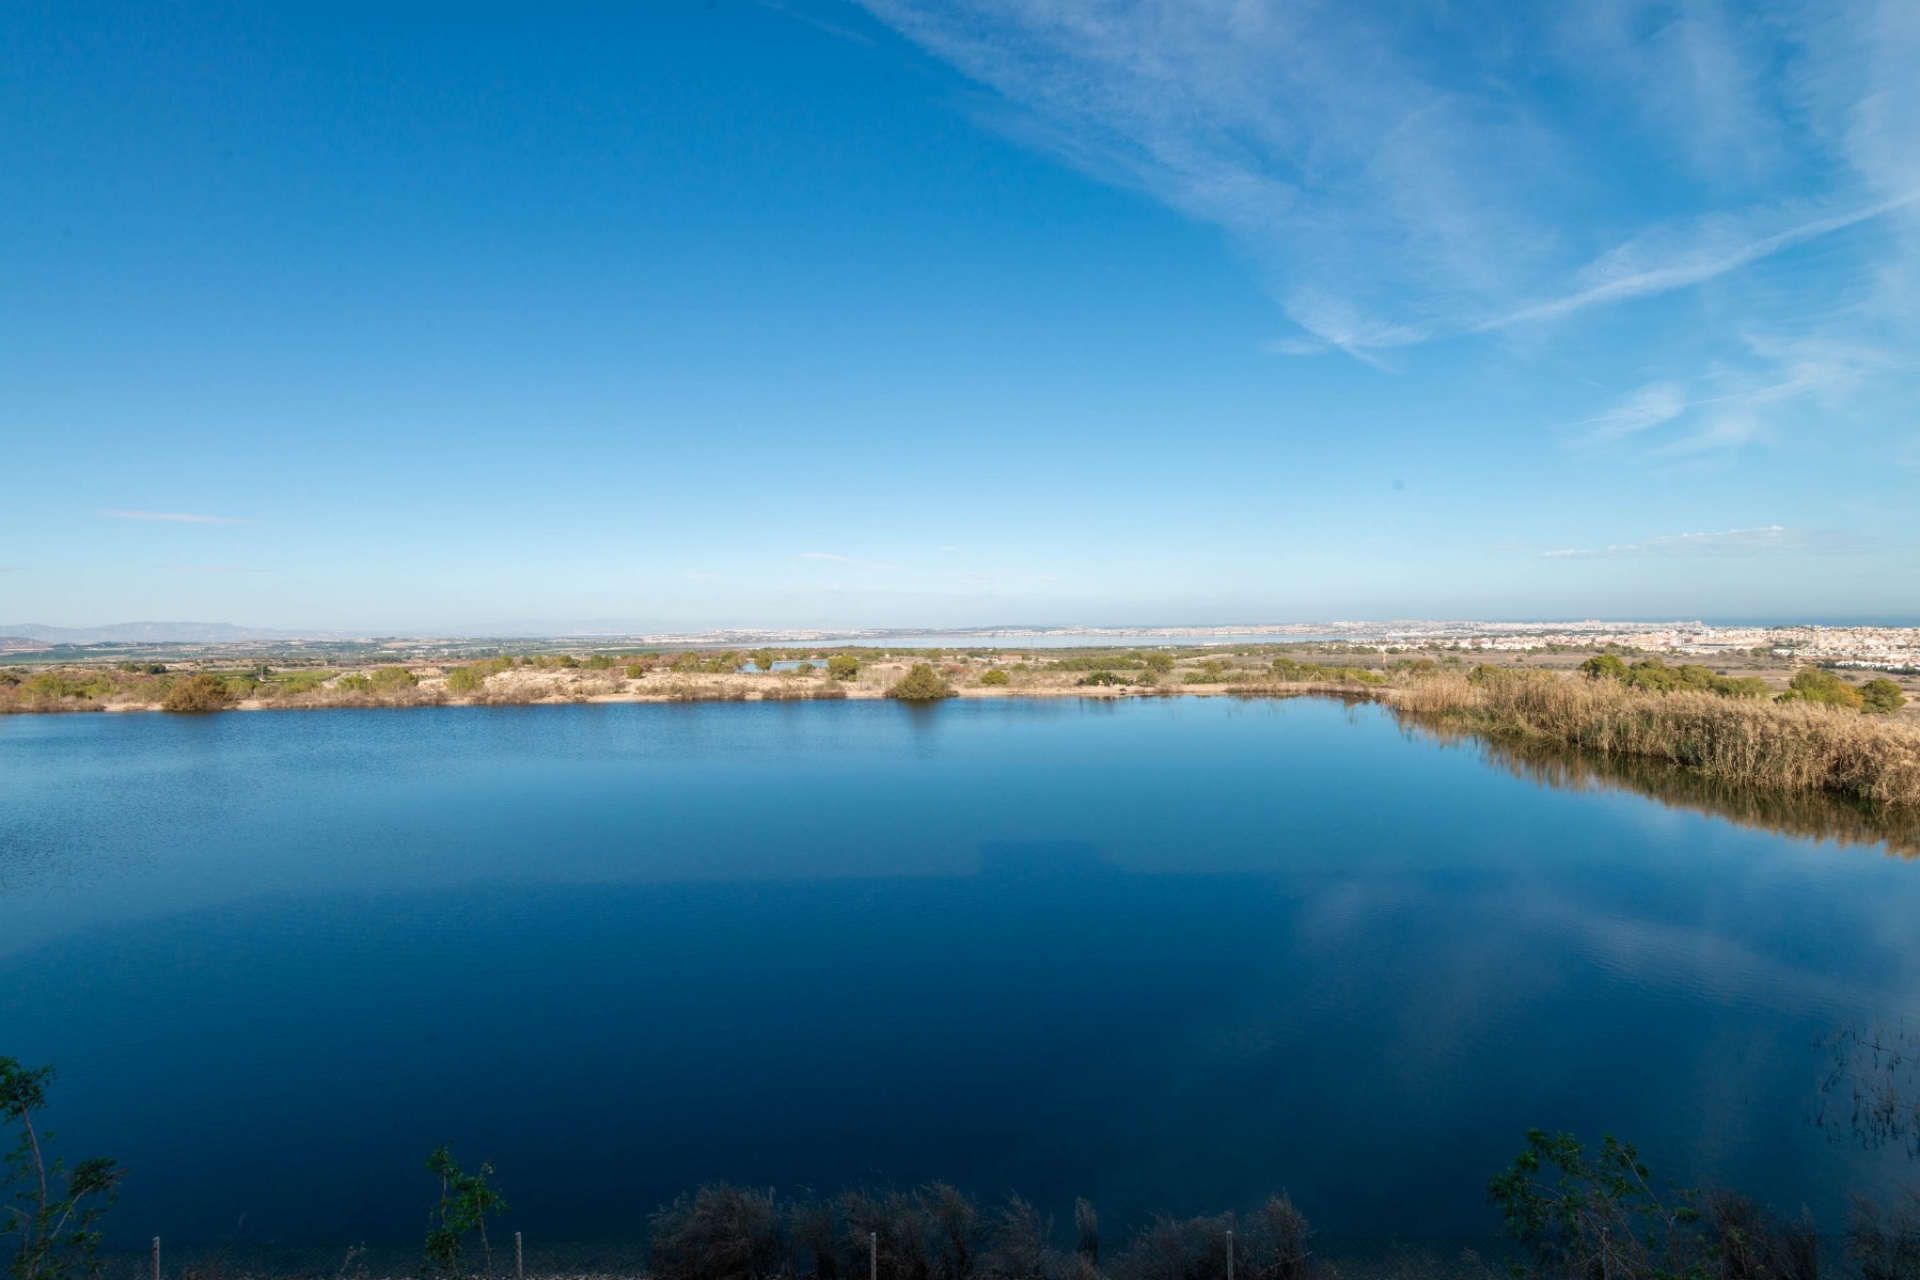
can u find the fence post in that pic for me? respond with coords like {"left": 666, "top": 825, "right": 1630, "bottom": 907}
{"left": 515, "top": 1232, "right": 523, "bottom": 1280}
{"left": 152, "top": 1237, "right": 161, "bottom": 1280}
{"left": 1226, "top": 1230, "right": 1233, "bottom": 1280}
{"left": 870, "top": 1232, "right": 878, "bottom": 1280}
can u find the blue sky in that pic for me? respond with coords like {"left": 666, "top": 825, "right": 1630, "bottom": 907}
{"left": 3, "top": 0, "right": 1916, "bottom": 632}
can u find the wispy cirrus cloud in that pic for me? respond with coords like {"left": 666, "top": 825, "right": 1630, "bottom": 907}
{"left": 1570, "top": 332, "right": 1910, "bottom": 454}
{"left": 858, "top": 0, "right": 1920, "bottom": 355}
{"left": 102, "top": 508, "right": 254, "bottom": 526}
{"left": 1544, "top": 525, "right": 1852, "bottom": 559}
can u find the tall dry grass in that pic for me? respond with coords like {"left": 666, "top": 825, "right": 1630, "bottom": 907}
{"left": 1387, "top": 672, "right": 1920, "bottom": 810}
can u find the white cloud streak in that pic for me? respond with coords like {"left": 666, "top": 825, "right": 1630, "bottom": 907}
{"left": 1543, "top": 526, "right": 1846, "bottom": 558}
{"left": 858, "top": 0, "right": 1920, "bottom": 352}
{"left": 102, "top": 509, "right": 254, "bottom": 526}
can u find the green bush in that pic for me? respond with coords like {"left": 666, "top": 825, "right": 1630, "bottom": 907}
{"left": 1079, "top": 671, "right": 1125, "bottom": 686}
{"left": 444, "top": 666, "right": 488, "bottom": 695}
{"left": 887, "top": 663, "right": 954, "bottom": 701}
{"left": 371, "top": 666, "right": 419, "bottom": 692}
{"left": 161, "top": 673, "right": 231, "bottom": 713}
{"left": 625, "top": 663, "right": 650, "bottom": 679}
{"left": 1861, "top": 678, "right": 1907, "bottom": 714}
{"left": 980, "top": 669, "right": 1010, "bottom": 686}
{"left": 1779, "top": 667, "right": 1864, "bottom": 710}
{"left": 826, "top": 655, "right": 860, "bottom": 681}
{"left": 1579, "top": 653, "right": 1629, "bottom": 681}
{"left": 1144, "top": 652, "right": 1174, "bottom": 676}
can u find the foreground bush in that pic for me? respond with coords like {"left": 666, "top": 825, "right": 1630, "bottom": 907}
{"left": 888, "top": 663, "right": 955, "bottom": 701}
{"left": 647, "top": 1183, "right": 1312, "bottom": 1280}
{"left": 161, "top": 673, "right": 232, "bottom": 713}
{"left": 1581, "top": 655, "right": 1768, "bottom": 699}
{"left": 1491, "top": 1129, "right": 1820, "bottom": 1280}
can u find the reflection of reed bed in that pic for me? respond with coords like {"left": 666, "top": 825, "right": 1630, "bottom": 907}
{"left": 1384, "top": 673, "right": 1920, "bottom": 812}
{"left": 1417, "top": 723, "right": 1920, "bottom": 858}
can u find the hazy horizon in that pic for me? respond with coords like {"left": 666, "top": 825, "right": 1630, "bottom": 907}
{"left": 6, "top": 2, "right": 1916, "bottom": 628}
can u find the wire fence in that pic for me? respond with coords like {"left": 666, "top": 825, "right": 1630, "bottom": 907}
{"left": 86, "top": 1234, "right": 1868, "bottom": 1280}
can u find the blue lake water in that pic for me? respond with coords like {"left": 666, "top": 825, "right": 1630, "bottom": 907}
{"left": 2, "top": 697, "right": 1915, "bottom": 1248}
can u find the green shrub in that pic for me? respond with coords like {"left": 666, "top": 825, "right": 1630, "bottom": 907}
{"left": 444, "top": 666, "right": 488, "bottom": 696}
{"left": 1861, "top": 678, "right": 1908, "bottom": 715}
{"left": 887, "top": 663, "right": 954, "bottom": 701}
{"left": 1779, "top": 667, "right": 1864, "bottom": 710}
{"left": 161, "top": 673, "right": 231, "bottom": 713}
{"left": 1144, "top": 652, "right": 1174, "bottom": 676}
{"left": 625, "top": 663, "right": 650, "bottom": 679}
{"left": 371, "top": 666, "right": 418, "bottom": 692}
{"left": 1579, "top": 653, "right": 1629, "bottom": 681}
{"left": 980, "top": 669, "right": 1010, "bottom": 686}
{"left": 751, "top": 649, "right": 776, "bottom": 672}
{"left": 826, "top": 655, "right": 859, "bottom": 681}
{"left": 585, "top": 654, "right": 614, "bottom": 670}
{"left": 1079, "top": 671, "right": 1125, "bottom": 686}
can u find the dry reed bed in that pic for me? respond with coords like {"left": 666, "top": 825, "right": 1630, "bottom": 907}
{"left": 1384, "top": 672, "right": 1920, "bottom": 810}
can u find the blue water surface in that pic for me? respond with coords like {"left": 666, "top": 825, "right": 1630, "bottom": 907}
{"left": 2, "top": 698, "right": 1914, "bottom": 1245}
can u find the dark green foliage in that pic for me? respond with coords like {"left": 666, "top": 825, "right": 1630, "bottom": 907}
{"left": 421, "top": 1144, "right": 506, "bottom": 1280}
{"left": 1703, "top": 1192, "right": 1819, "bottom": 1280}
{"left": 887, "top": 664, "right": 954, "bottom": 701}
{"left": 1078, "top": 672, "right": 1125, "bottom": 687}
{"left": 752, "top": 650, "right": 776, "bottom": 672}
{"left": 1489, "top": 1129, "right": 1708, "bottom": 1280}
{"left": 1571, "top": 656, "right": 1770, "bottom": 699}
{"left": 1143, "top": 653, "right": 1175, "bottom": 676}
{"left": 372, "top": 666, "right": 420, "bottom": 692}
{"left": 827, "top": 655, "right": 860, "bottom": 681}
{"left": 1621, "top": 659, "right": 1766, "bottom": 698}
{"left": 980, "top": 670, "right": 1010, "bottom": 686}
{"left": 1780, "top": 668, "right": 1864, "bottom": 710}
{"left": 160, "top": 672, "right": 232, "bottom": 712}
{"left": 1861, "top": 679, "right": 1907, "bottom": 715}
{"left": 1, "top": 1057, "right": 122, "bottom": 1280}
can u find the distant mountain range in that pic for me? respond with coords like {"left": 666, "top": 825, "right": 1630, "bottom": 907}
{"left": 0, "top": 621, "right": 329, "bottom": 645}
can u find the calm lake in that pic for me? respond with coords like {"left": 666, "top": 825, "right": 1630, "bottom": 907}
{"left": 3, "top": 697, "right": 1915, "bottom": 1249}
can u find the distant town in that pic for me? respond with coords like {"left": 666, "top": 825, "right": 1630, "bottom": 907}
{"left": 3, "top": 619, "right": 1918, "bottom": 671}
